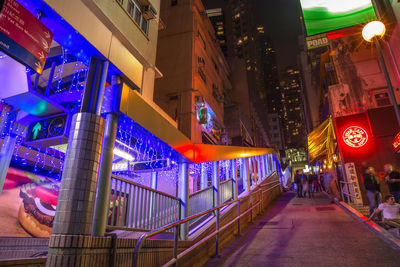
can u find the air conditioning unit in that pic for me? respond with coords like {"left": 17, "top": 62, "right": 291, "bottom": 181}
{"left": 142, "top": 4, "right": 157, "bottom": 20}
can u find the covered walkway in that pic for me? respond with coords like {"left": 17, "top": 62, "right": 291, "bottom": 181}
{"left": 206, "top": 192, "right": 399, "bottom": 266}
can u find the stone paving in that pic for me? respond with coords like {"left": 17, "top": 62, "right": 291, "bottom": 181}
{"left": 206, "top": 192, "right": 400, "bottom": 267}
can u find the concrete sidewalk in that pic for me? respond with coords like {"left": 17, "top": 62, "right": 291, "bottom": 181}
{"left": 206, "top": 192, "right": 399, "bottom": 267}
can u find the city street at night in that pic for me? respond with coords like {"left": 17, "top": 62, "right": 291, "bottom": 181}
{"left": 206, "top": 192, "right": 400, "bottom": 267}
{"left": 0, "top": 0, "right": 400, "bottom": 266}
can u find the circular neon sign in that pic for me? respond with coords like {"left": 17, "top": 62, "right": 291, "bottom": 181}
{"left": 342, "top": 126, "right": 368, "bottom": 148}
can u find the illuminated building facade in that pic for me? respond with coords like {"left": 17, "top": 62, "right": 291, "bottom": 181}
{"left": 280, "top": 67, "right": 307, "bottom": 150}
{"left": 206, "top": 8, "right": 228, "bottom": 56}
{"left": 154, "top": 0, "right": 232, "bottom": 145}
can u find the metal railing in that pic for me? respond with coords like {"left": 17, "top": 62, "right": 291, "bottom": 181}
{"left": 107, "top": 175, "right": 180, "bottom": 231}
{"left": 132, "top": 173, "right": 280, "bottom": 267}
{"left": 339, "top": 181, "right": 359, "bottom": 209}
{"left": 220, "top": 179, "right": 233, "bottom": 204}
{"left": 188, "top": 186, "right": 214, "bottom": 225}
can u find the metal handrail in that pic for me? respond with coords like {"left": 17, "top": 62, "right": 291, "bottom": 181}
{"left": 189, "top": 186, "right": 213, "bottom": 197}
{"left": 339, "top": 181, "right": 358, "bottom": 208}
{"left": 132, "top": 175, "right": 281, "bottom": 266}
{"left": 111, "top": 174, "right": 179, "bottom": 200}
{"left": 107, "top": 175, "right": 180, "bottom": 231}
{"left": 220, "top": 179, "right": 232, "bottom": 185}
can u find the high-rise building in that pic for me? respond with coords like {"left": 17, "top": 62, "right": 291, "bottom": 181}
{"left": 206, "top": 0, "right": 272, "bottom": 147}
{"left": 280, "top": 67, "right": 307, "bottom": 149}
{"left": 154, "top": 0, "right": 232, "bottom": 145}
{"left": 206, "top": 8, "right": 228, "bottom": 56}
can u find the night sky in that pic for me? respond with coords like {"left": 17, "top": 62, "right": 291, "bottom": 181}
{"left": 203, "top": 0, "right": 303, "bottom": 73}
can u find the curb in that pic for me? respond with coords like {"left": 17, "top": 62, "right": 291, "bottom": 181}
{"left": 336, "top": 200, "right": 400, "bottom": 250}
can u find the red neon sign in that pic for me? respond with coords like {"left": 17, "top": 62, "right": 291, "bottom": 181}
{"left": 342, "top": 126, "right": 368, "bottom": 148}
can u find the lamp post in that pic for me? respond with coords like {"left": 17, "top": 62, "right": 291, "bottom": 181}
{"left": 362, "top": 21, "right": 400, "bottom": 127}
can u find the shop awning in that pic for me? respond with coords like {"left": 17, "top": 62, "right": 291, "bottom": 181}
{"left": 120, "top": 88, "right": 275, "bottom": 163}
{"left": 308, "top": 117, "right": 336, "bottom": 163}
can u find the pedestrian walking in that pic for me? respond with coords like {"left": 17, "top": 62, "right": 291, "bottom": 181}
{"left": 324, "top": 170, "right": 341, "bottom": 203}
{"left": 384, "top": 164, "right": 400, "bottom": 204}
{"left": 319, "top": 173, "right": 325, "bottom": 192}
{"left": 313, "top": 173, "right": 322, "bottom": 192}
{"left": 363, "top": 166, "right": 382, "bottom": 220}
{"left": 308, "top": 172, "right": 317, "bottom": 198}
{"left": 294, "top": 170, "right": 303, "bottom": 198}
{"left": 303, "top": 173, "right": 309, "bottom": 198}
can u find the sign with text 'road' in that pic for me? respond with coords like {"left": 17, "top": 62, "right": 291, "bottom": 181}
{"left": 306, "top": 34, "right": 329, "bottom": 50}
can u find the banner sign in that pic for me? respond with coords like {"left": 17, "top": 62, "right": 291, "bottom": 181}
{"left": 392, "top": 131, "right": 400, "bottom": 153}
{"left": 0, "top": 0, "right": 53, "bottom": 74}
{"left": 306, "top": 34, "right": 329, "bottom": 50}
{"left": 344, "top": 162, "right": 363, "bottom": 205}
{"left": 300, "top": 0, "right": 377, "bottom": 36}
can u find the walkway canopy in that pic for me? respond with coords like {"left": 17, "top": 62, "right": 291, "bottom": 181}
{"left": 120, "top": 88, "right": 275, "bottom": 163}
{"left": 308, "top": 117, "right": 336, "bottom": 163}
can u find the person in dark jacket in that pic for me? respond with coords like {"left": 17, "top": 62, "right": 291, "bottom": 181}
{"left": 294, "top": 170, "right": 303, "bottom": 198}
{"left": 384, "top": 164, "right": 400, "bottom": 204}
{"left": 308, "top": 172, "right": 317, "bottom": 198}
{"left": 363, "top": 166, "right": 382, "bottom": 219}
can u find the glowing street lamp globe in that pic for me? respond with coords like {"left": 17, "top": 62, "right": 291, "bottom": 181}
{"left": 362, "top": 21, "right": 386, "bottom": 42}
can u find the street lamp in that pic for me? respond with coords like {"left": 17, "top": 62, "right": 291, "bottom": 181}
{"left": 362, "top": 21, "right": 400, "bottom": 127}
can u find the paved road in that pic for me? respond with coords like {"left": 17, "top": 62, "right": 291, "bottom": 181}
{"left": 206, "top": 192, "right": 399, "bottom": 267}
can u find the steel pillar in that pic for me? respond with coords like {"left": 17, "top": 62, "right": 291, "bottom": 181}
{"left": 179, "top": 162, "right": 189, "bottom": 240}
{"left": 231, "top": 159, "right": 238, "bottom": 199}
{"left": 242, "top": 158, "right": 251, "bottom": 192}
{"left": 92, "top": 75, "right": 121, "bottom": 236}
{"left": 212, "top": 161, "right": 220, "bottom": 208}
{"left": 200, "top": 162, "right": 208, "bottom": 189}
{"left": 47, "top": 57, "right": 108, "bottom": 266}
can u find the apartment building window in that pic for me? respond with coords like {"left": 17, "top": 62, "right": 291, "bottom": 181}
{"left": 171, "top": 0, "right": 178, "bottom": 6}
{"left": 198, "top": 56, "right": 205, "bottom": 67}
{"left": 198, "top": 31, "right": 206, "bottom": 50}
{"left": 127, "top": 0, "right": 149, "bottom": 35}
{"left": 198, "top": 68, "right": 206, "bottom": 83}
{"left": 374, "top": 92, "right": 391, "bottom": 107}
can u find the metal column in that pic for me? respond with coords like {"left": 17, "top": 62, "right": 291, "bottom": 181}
{"left": 48, "top": 57, "right": 109, "bottom": 266}
{"left": 242, "top": 158, "right": 251, "bottom": 192}
{"left": 151, "top": 172, "right": 158, "bottom": 189}
{"left": 212, "top": 161, "right": 220, "bottom": 256}
{"left": 212, "top": 161, "right": 220, "bottom": 208}
{"left": 257, "top": 156, "right": 262, "bottom": 183}
{"left": 200, "top": 162, "right": 208, "bottom": 190}
{"left": 231, "top": 159, "right": 238, "bottom": 199}
{"left": 179, "top": 162, "right": 189, "bottom": 240}
{"left": 92, "top": 75, "right": 121, "bottom": 236}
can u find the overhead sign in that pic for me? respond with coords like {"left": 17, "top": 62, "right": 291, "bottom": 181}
{"left": 392, "top": 131, "right": 400, "bottom": 153}
{"left": 306, "top": 34, "right": 329, "bottom": 50}
{"left": 0, "top": 0, "right": 53, "bottom": 74}
{"left": 26, "top": 114, "right": 68, "bottom": 144}
{"left": 342, "top": 126, "right": 369, "bottom": 148}
{"left": 300, "top": 0, "right": 377, "bottom": 36}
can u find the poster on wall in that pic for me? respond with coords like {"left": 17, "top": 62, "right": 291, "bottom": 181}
{"left": 0, "top": 167, "right": 122, "bottom": 237}
{"left": 344, "top": 162, "right": 363, "bottom": 205}
{"left": 299, "top": 0, "right": 377, "bottom": 36}
{"left": 0, "top": 168, "right": 59, "bottom": 237}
